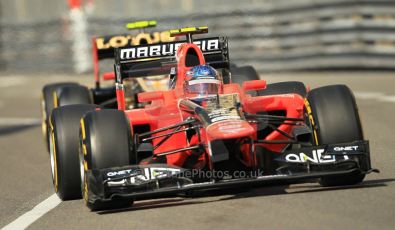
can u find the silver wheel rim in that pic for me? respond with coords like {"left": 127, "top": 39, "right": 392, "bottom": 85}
{"left": 49, "top": 131, "right": 55, "bottom": 181}
{"left": 79, "top": 142, "right": 85, "bottom": 192}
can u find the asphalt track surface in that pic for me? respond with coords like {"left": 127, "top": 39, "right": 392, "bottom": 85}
{"left": 0, "top": 72, "right": 394, "bottom": 230}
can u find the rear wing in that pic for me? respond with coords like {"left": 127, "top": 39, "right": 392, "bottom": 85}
{"left": 94, "top": 32, "right": 175, "bottom": 60}
{"left": 114, "top": 36, "right": 229, "bottom": 81}
{"left": 93, "top": 32, "right": 175, "bottom": 87}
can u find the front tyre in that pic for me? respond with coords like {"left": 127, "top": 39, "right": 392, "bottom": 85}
{"left": 50, "top": 104, "right": 98, "bottom": 200}
{"left": 306, "top": 85, "right": 365, "bottom": 186}
{"left": 80, "top": 110, "right": 134, "bottom": 210}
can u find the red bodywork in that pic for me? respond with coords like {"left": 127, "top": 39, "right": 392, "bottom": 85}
{"left": 116, "top": 43, "right": 305, "bottom": 170}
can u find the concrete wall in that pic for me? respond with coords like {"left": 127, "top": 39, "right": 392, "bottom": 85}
{"left": 1, "top": 0, "right": 395, "bottom": 73}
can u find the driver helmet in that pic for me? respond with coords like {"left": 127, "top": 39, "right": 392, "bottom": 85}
{"left": 184, "top": 64, "right": 223, "bottom": 100}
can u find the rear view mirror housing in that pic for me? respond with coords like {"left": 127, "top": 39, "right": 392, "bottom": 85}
{"left": 138, "top": 91, "right": 164, "bottom": 103}
{"left": 242, "top": 80, "right": 266, "bottom": 91}
{"left": 102, "top": 72, "right": 115, "bottom": 81}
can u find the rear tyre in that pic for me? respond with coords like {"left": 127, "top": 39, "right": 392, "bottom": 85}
{"left": 306, "top": 85, "right": 365, "bottom": 186}
{"left": 231, "top": 65, "right": 259, "bottom": 85}
{"left": 258, "top": 81, "right": 307, "bottom": 97}
{"left": 229, "top": 62, "right": 237, "bottom": 70}
{"left": 54, "top": 84, "right": 93, "bottom": 107}
{"left": 80, "top": 110, "right": 134, "bottom": 211}
{"left": 41, "top": 82, "right": 79, "bottom": 152}
{"left": 50, "top": 104, "right": 98, "bottom": 200}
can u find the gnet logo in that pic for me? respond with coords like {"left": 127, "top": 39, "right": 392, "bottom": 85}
{"left": 285, "top": 149, "right": 350, "bottom": 163}
{"left": 333, "top": 146, "right": 358, "bottom": 151}
{"left": 107, "top": 169, "right": 135, "bottom": 177}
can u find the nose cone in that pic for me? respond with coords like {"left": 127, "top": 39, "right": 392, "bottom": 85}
{"left": 206, "top": 120, "right": 255, "bottom": 141}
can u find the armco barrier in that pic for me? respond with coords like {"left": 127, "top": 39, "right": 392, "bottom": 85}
{"left": 1, "top": 0, "right": 395, "bottom": 72}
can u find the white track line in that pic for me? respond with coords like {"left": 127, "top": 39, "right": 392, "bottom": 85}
{"left": 380, "top": 95, "right": 395, "bottom": 103}
{"left": 0, "top": 78, "right": 24, "bottom": 88}
{"left": 354, "top": 91, "right": 395, "bottom": 103}
{"left": 0, "top": 118, "right": 41, "bottom": 126}
{"left": 353, "top": 92, "right": 385, "bottom": 100}
{"left": 0, "top": 117, "right": 59, "bottom": 229}
{"left": 2, "top": 194, "right": 61, "bottom": 230}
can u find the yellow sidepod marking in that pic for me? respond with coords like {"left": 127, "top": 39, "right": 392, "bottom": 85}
{"left": 304, "top": 99, "right": 319, "bottom": 144}
{"left": 53, "top": 91, "right": 58, "bottom": 108}
{"left": 50, "top": 120, "right": 58, "bottom": 192}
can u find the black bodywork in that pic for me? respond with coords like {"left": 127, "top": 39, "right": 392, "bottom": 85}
{"left": 93, "top": 36, "right": 231, "bottom": 108}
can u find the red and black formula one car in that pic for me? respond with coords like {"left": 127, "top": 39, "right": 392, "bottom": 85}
{"left": 76, "top": 27, "right": 378, "bottom": 210}
{"left": 41, "top": 22, "right": 258, "bottom": 153}
{"left": 50, "top": 27, "right": 377, "bottom": 211}
{"left": 49, "top": 27, "right": 247, "bottom": 201}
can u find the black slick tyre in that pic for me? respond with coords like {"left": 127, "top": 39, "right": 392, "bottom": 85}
{"left": 231, "top": 65, "right": 259, "bottom": 85}
{"left": 80, "top": 110, "right": 134, "bottom": 211}
{"left": 41, "top": 82, "right": 79, "bottom": 152}
{"left": 53, "top": 84, "right": 93, "bottom": 107}
{"left": 50, "top": 104, "right": 98, "bottom": 200}
{"left": 305, "top": 85, "right": 365, "bottom": 186}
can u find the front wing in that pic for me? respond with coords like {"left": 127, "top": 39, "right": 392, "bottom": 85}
{"left": 85, "top": 140, "right": 377, "bottom": 204}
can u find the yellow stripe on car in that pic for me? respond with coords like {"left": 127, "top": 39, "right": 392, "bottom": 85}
{"left": 304, "top": 99, "right": 319, "bottom": 144}
{"left": 169, "top": 26, "right": 208, "bottom": 36}
{"left": 82, "top": 143, "right": 87, "bottom": 156}
{"left": 80, "top": 118, "right": 86, "bottom": 140}
{"left": 40, "top": 93, "right": 47, "bottom": 140}
{"left": 126, "top": 20, "right": 157, "bottom": 30}
{"left": 53, "top": 91, "right": 58, "bottom": 108}
{"left": 80, "top": 118, "right": 88, "bottom": 156}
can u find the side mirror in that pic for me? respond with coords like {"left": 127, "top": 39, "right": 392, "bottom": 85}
{"left": 242, "top": 80, "right": 266, "bottom": 91}
{"left": 102, "top": 72, "right": 115, "bottom": 81}
{"left": 138, "top": 91, "right": 164, "bottom": 103}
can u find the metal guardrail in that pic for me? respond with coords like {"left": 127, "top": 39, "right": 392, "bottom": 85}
{"left": 1, "top": 0, "right": 395, "bottom": 73}
{"left": 1, "top": 20, "right": 74, "bottom": 72}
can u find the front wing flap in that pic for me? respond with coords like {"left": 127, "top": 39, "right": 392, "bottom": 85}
{"left": 86, "top": 140, "right": 376, "bottom": 204}
{"left": 274, "top": 140, "right": 372, "bottom": 173}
